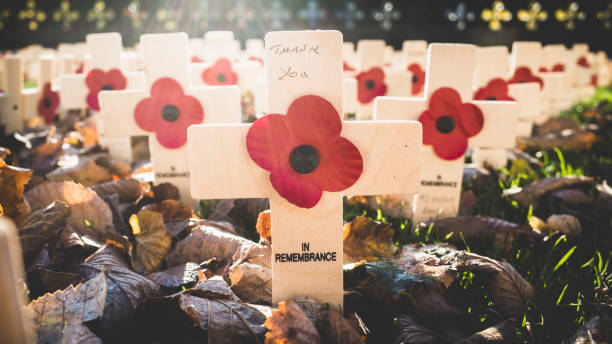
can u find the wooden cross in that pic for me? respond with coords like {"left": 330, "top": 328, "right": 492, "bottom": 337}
{"left": 472, "top": 46, "right": 520, "bottom": 167}
{"left": 571, "top": 44, "right": 595, "bottom": 100}
{"left": 355, "top": 39, "right": 412, "bottom": 120}
{"left": 401, "top": 40, "right": 427, "bottom": 68}
{"left": 203, "top": 31, "right": 240, "bottom": 62}
{"left": 58, "top": 33, "right": 146, "bottom": 163}
{"left": 99, "top": 32, "right": 241, "bottom": 206}
{"left": 187, "top": 30, "right": 422, "bottom": 310}
{"left": 0, "top": 217, "right": 33, "bottom": 343}
{"left": 21, "top": 55, "right": 59, "bottom": 123}
{"left": 375, "top": 44, "right": 516, "bottom": 222}
{"left": 594, "top": 51, "right": 611, "bottom": 86}
{"left": 0, "top": 56, "right": 26, "bottom": 133}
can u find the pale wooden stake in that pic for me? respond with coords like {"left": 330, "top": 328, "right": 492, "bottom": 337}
{"left": 0, "top": 56, "right": 25, "bottom": 133}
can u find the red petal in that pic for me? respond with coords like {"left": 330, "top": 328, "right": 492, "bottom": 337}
{"left": 85, "top": 69, "right": 105, "bottom": 92}
{"left": 576, "top": 57, "right": 590, "bottom": 68}
{"left": 457, "top": 103, "right": 484, "bottom": 137}
{"left": 418, "top": 111, "right": 438, "bottom": 146}
{"left": 552, "top": 64, "right": 565, "bottom": 72}
{"left": 151, "top": 77, "right": 185, "bottom": 101}
{"left": 202, "top": 58, "right": 237, "bottom": 85}
{"left": 246, "top": 114, "right": 294, "bottom": 171}
{"left": 87, "top": 92, "right": 100, "bottom": 111}
{"left": 134, "top": 97, "right": 163, "bottom": 132}
{"left": 269, "top": 167, "right": 323, "bottom": 209}
{"left": 155, "top": 122, "right": 189, "bottom": 149}
{"left": 356, "top": 67, "right": 387, "bottom": 104}
{"left": 539, "top": 67, "right": 549, "bottom": 73}
{"left": 106, "top": 69, "right": 127, "bottom": 90}
{"left": 176, "top": 94, "right": 204, "bottom": 128}
{"left": 310, "top": 137, "right": 363, "bottom": 192}
{"left": 428, "top": 87, "right": 463, "bottom": 120}
{"left": 432, "top": 129, "right": 468, "bottom": 161}
{"left": 285, "top": 95, "right": 342, "bottom": 144}
{"left": 343, "top": 61, "right": 355, "bottom": 71}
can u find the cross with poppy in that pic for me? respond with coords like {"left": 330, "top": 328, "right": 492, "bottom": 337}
{"left": 354, "top": 39, "right": 413, "bottom": 120}
{"left": 0, "top": 57, "right": 29, "bottom": 133}
{"left": 542, "top": 44, "right": 569, "bottom": 73}
{"left": 0, "top": 217, "right": 34, "bottom": 343}
{"left": 571, "top": 44, "right": 595, "bottom": 100}
{"left": 375, "top": 44, "right": 517, "bottom": 222}
{"left": 99, "top": 33, "right": 241, "bottom": 207}
{"left": 187, "top": 30, "right": 422, "bottom": 310}
{"left": 20, "top": 55, "right": 61, "bottom": 125}
{"left": 471, "top": 46, "right": 520, "bottom": 168}
{"left": 58, "top": 32, "right": 146, "bottom": 163}
{"left": 401, "top": 40, "right": 428, "bottom": 97}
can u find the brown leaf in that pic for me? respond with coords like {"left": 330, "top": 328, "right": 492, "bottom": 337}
{"left": 18, "top": 201, "right": 70, "bottom": 259}
{"left": 516, "top": 129, "right": 604, "bottom": 152}
{"left": 316, "top": 310, "right": 365, "bottom": 344}
{"left": 264, "top": 301, "right": 321, "bottom": 344}
{"left": 0, "top": 159, "right": 32, "bottom": 224}
{"left": 459, "top": 190, "right": 477, "bottom": 216}
{"left": 230, "top": 262, "right": 272, "bottom": 304}
{"left": 146, "top": 262, "right": 200, "bottom": 289}
{"left": 232, "top": 242, "right": 272, "bottom": 269}
{"left": 27, "top": 268, "right": 83, "bottom": 299}
{"left": 75, "top": 245, "right": 161, "bottom": 337}
{"left": 256, "top": 209, "right": 271, "bottom": 243}
{"left": 25, "top": 181, "right": 113, "bottom": 240}
{"left": 210, "top": 198, "right": 270, "bottom": 241}
{"left": 151, "top": 182, "right": 180, "bottom": 202}
{"left": 90, "top": 178, "right": 144, "bottom": 202}
{"left": 46, "top": 159, "right": 112, "bottom": 186}
{"left": 567, "top": 316, "right": 609, "bottom": 343}
{"left": 26, "top": 271, "right": 107, "bottom": 344}
{"left": 457, "top": 318, "right": 522, "bottom": 343}
{"left": 535, "top": 117, "right": 579, "bottom": 136}
{"left": 166, "top": 221, "right": 256, "bottom": 267}
{"left": 74, "top": 119, "right": 98, "bottom": 147}
{"left": 0, "top": 146, "right": 11, "bottom": 160}
{"left": 60, "top": 322, "right": 102, "bottom": 344}
{"left": 343, "top": 216, "right": 397, "bottom": 263}
{"left": 504, "top": 176, "right": 594, "bottom": 208}
{"left": 393, "top": 315, "right": 456, "bottom": 344}
{"left": 366, "top": 195, "right": 412, "bottom": 219}
{"left": 130, "top": 209, "right": 172, "bottom": 274}
{"left": 457, "top": 252, "right": 534, "bottom": 317}
{"left": 94, "top": 155, "right": 131, "bottom": 179}
{"left": 392, "top": 244, "right": 459, "bottom": 288}
{"left": 142, "top": 199, "right": 197, "bottom": 221}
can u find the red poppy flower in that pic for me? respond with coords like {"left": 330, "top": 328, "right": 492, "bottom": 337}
{"left": 473, "top": 78, "right": 515, "bottom": 101}
{"left": 407, "top": 63, "right": 426, "bottom": 96}
{"left": 591, "top": 74, "right": 598, "bottom": 87}
{"left": 343, "top": 61, "right": 355, "bottom": 71}
{"left": 552, "top": 64, "right": 565, "bottom": 72}
{"left": 246, "top": 95, "right": 363, "bottom": 209}
{"left": 248, "top": 56, "right": 264, "bottom": 66}
{"left": 576, "top": 56, "right": 590, "bottom": 68}
{"left": 539, "top": 66, "right": 548, "bottom": 73}
{"left": 201, "top": 58, "right": 238, "bottom": 86}
{"left": 37, "top": 82, "right": 60, "bottom": 124}
{"left": 191, "top": 56, "right": 204, "bottom": 63}
{"left": 508, "top": 66, "right": 543, "bottom": 89}
{"left": 134, "top": 77, "right": 204, "bottom": 149}
{"left": 418, "top": 87, "right": 484, "bottom": 161}
{"left": 85, "top": 68, "right": 127, "bottom": 111}
{"left": 355, "top": 67, "right": 387, "bottom": 104}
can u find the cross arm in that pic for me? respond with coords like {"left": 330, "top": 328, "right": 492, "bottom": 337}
{"left": 373, "top": 96, "right": 427, "bottom": 121}
{"left": 470, "top": 101, "right": 519, "bottom": 148}
{"left": 58, "top": 74, "right": 87, "bottom": 109}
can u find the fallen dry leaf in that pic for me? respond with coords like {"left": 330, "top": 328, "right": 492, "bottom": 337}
{"left": 366, "top": 195, "right": 412, "bottom": 219}
{"left": 46, "top": 159, "right": 112, "bottom": 186}
{"left": 60, "top": 322, "right": 102, "bottom": 344}
{"left": 316, "top": 310, "right": 365, "bottom": 344}
{"left": 517, "top": 129, "right": 603, "bottom": 152}
{"left": 535, "top": 117, "right": 579, "bottom": 136}
{"left": 0, "top": 159, "right": 32, "bottom": 224}
{"left": 18, "top": 201, "right": 70, "bottom": 259}
{"left": 74, "top": 245, "right": 161, "bottom": 337}
{"left": 343, "top": 216, "right": 397, "bottom": 263}
{"left": 130, "top": 209, "right": 172, "bottom": 274}
{"left": 142, "top": 199, "right": 196, "bottom": 222}
{"left": 230, "top": 262, "right": 272, "bottom": 304}
{"left": 232, "top": 242, "right": 272, "bottom": 269}
{"left": 166, "top": 221, "right": 256, "bottom": 267}
{"left": 74, "top": 119, "right": 98, "bottom": 147}
{"left": 504, "top": 176, "right": 595, "bottom": 208}
{"left": 393, "top": 315, "right": 455, "bottom": 344}
{"left": 392, "top": 243, "right": 459, "bottom": 288}
{"left": 26, "top": 271, "right": 107, "bottom": 344}
{"left": 210, "top": 198, "right": 270, "bottom": 241}
{"left": 25, "top": 181, "right": 113, "bottom": 240}
{"left": 146, "top": 262, "right": 200, "bottom": 290}
{"left": 94, "top": 155, "right": 131, "bottom": 179}
{"left": 567, "top": 315, "right": 609, "bottom": 343}
{"left": 456, "top": 318, "right": 523, "bottom": 344}
{"left": 256, "top": 209, "right": 271, "bottom": 243}
{"left": 264, "top": 300, "right": 321, "bottom": 344}
{"left": 90, "top": 178, "right": 144, "bottom": 202}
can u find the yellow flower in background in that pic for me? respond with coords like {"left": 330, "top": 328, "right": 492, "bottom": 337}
{"left": 517, "top": 2, "right": 547, "bottom": 31}
{"left": 482, "top": 0, "right": 512, "bottom": 31}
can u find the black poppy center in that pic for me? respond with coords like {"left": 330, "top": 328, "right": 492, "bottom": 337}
{"left": 101, "top": 84, "right": 114, "bottom": 91}
{"left": 161, "top": 104, "right": 180, "bottom": 122}
{"left": 365, "top": 79, "right": 376, "bottom": 90}
{"left": 486, "top": 96, "right": 497, "bottom": 101}
{"left": 289, "top": 145, "right": 320, "bottom": 174}
{"left": 436, "top": 115, "right": 455, "bottom": 134}
{"left": 412, "top": 75, "right": 419, "bottom": 84}
{"left": 43, "top": 97, "right": 52, "bottom": 108}
{"left": 217, "top": 73, "right": 226, "bottom": 83}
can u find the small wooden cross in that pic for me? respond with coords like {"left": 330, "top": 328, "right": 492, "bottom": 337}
{"left": 472, "top": 46, "right": 520, "bottom": 167}
{"left": 571, "top": 44, "right": 595, "bottom": 98}
{"left": 58, "top": 32, "right": 146, "bottom": 163}
{"left": 375, "top": 44, "right": 516, "bottom": 222}
{"left": 21, "top": 55, "right": 60, "bottom": 124}
{"left": 0, "top": 56, "right": 27, "bottom": 133}
{"left": 99, "top": 32, "right": 241, "bottom": 206}
{"left": 0, "top": 217, "right": 34, "bottom": 343}
{"left": 187, "top": 30, "right": 422, "bottom": 310}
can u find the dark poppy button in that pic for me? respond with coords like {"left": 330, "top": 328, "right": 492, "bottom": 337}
{"left": 101, "top": 84, "right": 114, "bottom": 91}
{"left": 436, "top": 115, "right": 455, "bottom": 134}
{"left": 290, "top": 145, "right": 320, "bottom": 174}
{"left": 43, "top": 98, "right": 51, "bottom": 108}
{"left": 162, "top": 104, "right": 180, "bottom": 122}
{"left": 365, "top": 79, "right": 375, "bottom": 90}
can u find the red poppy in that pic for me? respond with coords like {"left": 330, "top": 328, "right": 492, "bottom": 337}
{"left": 134, "top": 77, "right": 204, "bottom": 149}
{"left": 539, "top": 63, "right": 565, "bottom": 73}
{"left": 355, "top": 67, "right": 387, "bottom": 104}
{"left": 418, "top": 87, "right": 484, "bottom": 161}
{"left": 539, "top": 66, "right": 548, "bottom": 73}
{"left": 473, "top": 78, "right": 515, "bottom": 101}
{"left": 407, "top": 63, "right": 426, "bottom": 95}
{"left": 37, "top": 82, "right": 60, "bottom": 124}
{"left": 248, "top": 56, "right": 264, "bottom": 66}
{"left": 343, "top": 61, "right": 355, "bottom": 71}
{"left": 191, "top": 56, "right": 204, "bottom": 63}
{"left": 85, "top": 68, "right": 127, "bottom": 111}
{"left": 576, "top": 56, "right": 590, "bottom": 68}
{"left": 246, "top": 95, "right": 363, "bottom": 209}
{"left": 591, "top": 74, "right": 598, "bottom": 87}
{"left": 201, "top": 58, "right": 238, "bottom": 85}
{"left": 508, "top": 66, "right": 543, "bottom": 89}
